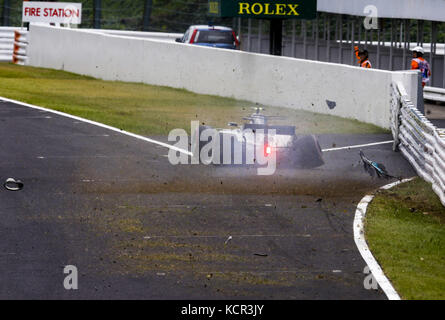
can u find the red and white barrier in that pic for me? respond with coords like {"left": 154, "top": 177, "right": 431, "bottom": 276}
{"left": 12, "top": 30, "right": 29, "bottom": 65}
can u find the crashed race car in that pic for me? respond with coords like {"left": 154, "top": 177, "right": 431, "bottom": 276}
{"left": 192, "top": 108, "right": 324, "bottom": 169}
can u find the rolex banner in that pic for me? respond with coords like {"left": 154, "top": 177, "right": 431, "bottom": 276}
{"left": 208, "top": 0, "right": 317, "bottom": 19}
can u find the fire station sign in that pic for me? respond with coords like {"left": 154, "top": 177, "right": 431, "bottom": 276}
{"left": 22, "top": 1, "right": 82, "bottom": 24}
{"left": 208, "top": 0, "right": 317, "bottom": 19}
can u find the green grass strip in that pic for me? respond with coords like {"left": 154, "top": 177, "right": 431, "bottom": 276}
{"left": 366, "top": 178, "right": 445, "bottom": 300}
{"left": 0, "top": 63, "right": 386, "bottom": 136}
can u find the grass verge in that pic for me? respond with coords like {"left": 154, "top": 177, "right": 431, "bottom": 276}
{"left": 0, "top": 63, "right": 386, "bottom": 136}
{"left": 365, "top": 178, "right": 445, "bottom": 300}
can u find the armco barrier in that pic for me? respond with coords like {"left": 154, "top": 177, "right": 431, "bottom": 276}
{"left": 391, "top": 81, "right": 445, "bottom": 205}
{"left": 27, "top": 25, "right": 420, "bottom": 129}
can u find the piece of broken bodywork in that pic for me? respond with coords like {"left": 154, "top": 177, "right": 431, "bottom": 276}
{"left": 359, "top": 150, "right": 398, "bottom": 179}
{"left": 4, "top": 178, "right": 24, "bottom": 191}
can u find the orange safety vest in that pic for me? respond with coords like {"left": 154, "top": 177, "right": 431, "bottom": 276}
{"left": 354, "top": 46, "right": 372, "bottom": 68}
{"left": 411, "top": 57, "right": 431, "bottom": 87}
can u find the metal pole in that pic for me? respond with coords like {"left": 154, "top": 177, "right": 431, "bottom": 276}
{"left": 142, "top": 0, "right": 153, "bottom": 31}
{"left": 417, "top": 20, "right": 420, "bottom": 45}
{"left": 399, "top": 21, "right": 402, "bottom": 48}
{"left": 258, "top": 20, "right": 263, "bottom": 53}
{"left": 443, "top": 40, "right": 445, "bottom": 88}
{"left": 403, "top": 19, "right": 408, "bottom": 69}
{"left": 430, "top": 21, "right": 436, "bottom": 85}
{"left": 335, "top": 14, "right": 339, "bottom": 41}
{"left": 326, "top": 15, "right": 330, "bottom": 62}
{"left": 291, "top": 20, "right": 296, "bottom": 57}
{"left": 2, "top": 0, "right": 10, "bottom": 26}
{"left": 364, "top": 29, "right": 368, "bottom": 48}
{"left": 390, "top": 19, "right": 394, "bottom": 70}
{"left": 377, "top": 19, "right": 381, "bottom": 69}
{"left": 339, "top": 15, "right": 343, "bottom": 64}
{"left": 269, "top": 19, "right": 283, "bottom": 56}
{"left": 303, "top": 20, "right": 307, "bottom": 59}
{"left": 351, "top": 19, "right": 355, "bottom": 65}
{"left": 93, "top": 0, "right": 102, "bottom": 29}
{"left": 247, "top": 18, "right": 252, "bottom": 52}
{"left": 323, "top": 14, "right": 327, "bottom": 40}
{"left": 315, "top": 16, "right": 319, "bottom": 60}
{"left": 420, "top": 20, "right": 424, "bottom": 46}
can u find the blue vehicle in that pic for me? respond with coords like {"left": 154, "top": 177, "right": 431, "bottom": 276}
{"left": 176, "top": 25, "right": 240, "bottom": 50}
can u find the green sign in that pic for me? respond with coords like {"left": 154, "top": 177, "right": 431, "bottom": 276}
{"left": 208, "top": 0, "right": 317, "bottom": 19}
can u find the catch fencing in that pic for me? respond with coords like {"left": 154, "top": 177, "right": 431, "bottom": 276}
{"left": 391, "top": 81, "right": 445, "bottom": 205}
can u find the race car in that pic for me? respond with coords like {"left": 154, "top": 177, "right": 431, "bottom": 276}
{"left": 192, "top": 108, "right": 324, "bottom": 169}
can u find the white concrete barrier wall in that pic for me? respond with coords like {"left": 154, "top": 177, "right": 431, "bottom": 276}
{"left": 82, "top": 29, "right": 183, "bottom": 42}
{"left": 27, "top": 25, "right": 418, "bottom": 129}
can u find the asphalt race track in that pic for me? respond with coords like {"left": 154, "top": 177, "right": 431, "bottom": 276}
{"left": 0, "top": 100, "right": 416, "bottom": 299}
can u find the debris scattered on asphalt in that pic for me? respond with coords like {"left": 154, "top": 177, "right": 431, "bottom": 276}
{"left": 157, "top": 272, "right": 166, "bottom": 276}
{"left": 254, "top": 253, "right": 268, "bottom": 257}
{"left": 4, "top": 178, "right": 24, "bottom": 191}
{"left": 360, "top": 150, "right": 397, "bottom": 179}
{"left": 224, "top": 236, "right": 232, "bottom": 245}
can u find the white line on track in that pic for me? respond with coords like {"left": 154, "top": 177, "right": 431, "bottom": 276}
{"left": 143, "top": 234, "right": 312, "bottom": 239}
{"left": 322, "top": 140, "right": 394, "bottom": 152}
{"left": 0, "top": 96, "right": 192, "bottom": 156}
{"left": 5, "top": 116, "right": 53, "bottom": 119}
{"left": 36, "top": 155, "right": 157, "bottom": 159}
{"left": 354, "top": 177, "right": 415, "bottom": 301}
